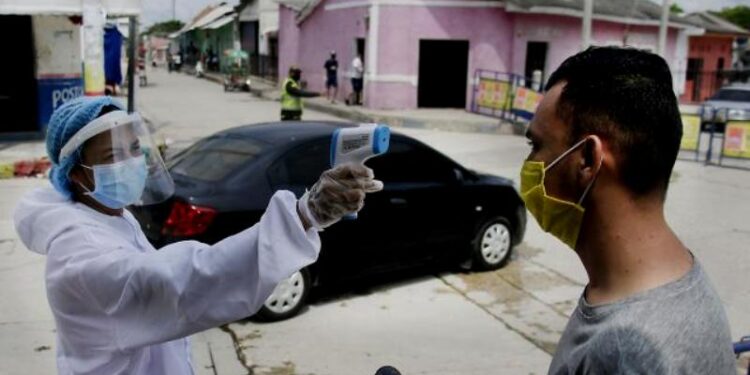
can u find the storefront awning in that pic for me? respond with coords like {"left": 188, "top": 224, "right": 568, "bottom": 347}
{"left": 189, "top": 4, "right": 234, "bottom": 30}
{"left": 0, "top": 0, "right": 142, "bottom": 16}
{"left": 202, "top": 14, "right": 234, "bottom": 30}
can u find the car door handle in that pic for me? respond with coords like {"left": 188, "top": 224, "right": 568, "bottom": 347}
{"left": 390, "top": 197, "right": 408, "bottom": 205}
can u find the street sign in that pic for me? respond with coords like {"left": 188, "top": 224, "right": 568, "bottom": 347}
{"left": 723, "top": 121, "right": 750, "bottom": 159}
{"left": 680, "top": 114, "right": 701, "bottom": 152}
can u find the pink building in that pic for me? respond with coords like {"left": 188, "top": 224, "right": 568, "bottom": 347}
{"left": 679, "top": 12, "right": 749, "bottom": 103}
{"left": 279, "top": 0, "right": 700, "bottom": 110}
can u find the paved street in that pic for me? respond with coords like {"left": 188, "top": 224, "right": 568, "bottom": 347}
{"left": 135, "top": 69, "right": 342, "bottom": 152}
{"left": 1, "top": 68, "right": 749, "bottom": 374}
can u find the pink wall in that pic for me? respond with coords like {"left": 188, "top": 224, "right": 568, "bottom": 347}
{"left": 371, "top": 5, "right": 514, "bottom": 109}
{"left": 512, "top": 14, "right": 679, "bottom": 85}
{"left": 279, "top": 1, "right": 368, "bottom": 98}
{"left": 278, "top": 5, "right": 300, "bottom": 82}
{"left": 279, "top": 1, "right": 684, "bottom": 110}
{"left": 680, "top": 35, "right": 734, "bottom": 103}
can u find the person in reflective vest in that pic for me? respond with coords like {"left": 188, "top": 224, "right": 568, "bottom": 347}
{"left": 281, "top": 65, "right": 320, "bottom": 121}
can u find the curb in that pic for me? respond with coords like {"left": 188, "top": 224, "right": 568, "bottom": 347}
{"left": 191, "top": 70, "right": 525, "bottom": 136}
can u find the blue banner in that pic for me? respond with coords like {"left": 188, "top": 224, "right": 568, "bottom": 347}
{"left": 37, "top": 77, "right": 84, "bottom": 130}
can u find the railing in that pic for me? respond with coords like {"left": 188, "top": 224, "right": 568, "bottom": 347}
{"left": 679, "top": 69, "right": 750, "bottom": 103}
{"left": 470, "top": 69, "right": 544, "bottom": 123}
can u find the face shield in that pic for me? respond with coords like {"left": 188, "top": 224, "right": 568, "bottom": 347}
{"left": 59, "top": 110, "right": 175, "bottom": 206}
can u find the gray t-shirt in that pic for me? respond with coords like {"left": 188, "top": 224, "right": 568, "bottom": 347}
{"left": 548, "top": 261, "right": 735, "bottom": 375}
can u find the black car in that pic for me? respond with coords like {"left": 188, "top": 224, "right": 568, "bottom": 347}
{"left": 131, "top": 121, "right": 526, "bottom": 321}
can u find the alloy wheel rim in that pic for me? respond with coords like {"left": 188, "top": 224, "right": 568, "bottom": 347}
{"left": 264, "top": 271, "right": 305, "bottom": 314}
{"left": 480, "top": 223, "right": 511, "bottom": 265}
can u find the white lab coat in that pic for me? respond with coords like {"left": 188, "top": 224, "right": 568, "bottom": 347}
{"left": 14, "top": 187, "right": 321, "bottom": 375}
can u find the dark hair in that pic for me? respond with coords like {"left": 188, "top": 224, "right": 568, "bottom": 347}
{"left": 545, "top": 46, "right": 682, "bottom": 198}
{"left": 98, "top": 104, "right": 121, "bottom": 117}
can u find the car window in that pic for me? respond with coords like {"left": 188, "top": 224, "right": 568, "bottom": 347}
{"left": 712, "top": 89, "right": 750, "bottom": 102}
{"left": 268, "top": 140, "right": 329, "bottom": 188}
{"left": 169, "top": 136, "right": 266, "bottom": 182}
{"left": 365, "top": 139, "right": 456, "bottom": 183}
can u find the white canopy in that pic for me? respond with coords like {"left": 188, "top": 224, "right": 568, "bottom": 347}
{"left": 189, "top": 4, "right": 234, "bottom": 30}
{"left": 0, "top": 0, "right": 141, "bottom": 16}
{"left": 202, "top": 14, "right": 234, "bottom": 30}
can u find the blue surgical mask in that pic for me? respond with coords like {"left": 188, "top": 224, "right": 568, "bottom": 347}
{"left": 79, "top": 155, "right": 148, "bottom": 209}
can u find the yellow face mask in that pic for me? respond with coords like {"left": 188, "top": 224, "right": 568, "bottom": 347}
{"left": 520, "top": 138, "right": 601, "bottom": 249}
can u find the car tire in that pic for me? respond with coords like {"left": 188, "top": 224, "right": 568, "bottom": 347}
{"left": 471, "top": 216, "right": 513, "bottom": 271}
{"left": 254, "top": 268, "right": 311, "bottom": 321}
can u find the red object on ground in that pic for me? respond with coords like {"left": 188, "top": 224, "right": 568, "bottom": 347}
{"left": 13, "top": 158, "right": 52, "bottom": 177}
{"left": 33, "top": 158, "right": 52, "bottom": 175}
{"left": 14, "top": 160, "right": 34, "bottom": 176}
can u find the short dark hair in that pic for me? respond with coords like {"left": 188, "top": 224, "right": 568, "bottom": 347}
{"left": 545, "top": 46, "right": 682, "bottom": 198}
{"left": 98, "top": 104, "right": 121, "bottom": 117}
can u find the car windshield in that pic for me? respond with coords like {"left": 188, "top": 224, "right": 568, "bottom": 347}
{"left": 169, "top": 136, "right": 266, "bottom": 182}
{"left": 711, "top": 89, "right": 750, "bottom": 102}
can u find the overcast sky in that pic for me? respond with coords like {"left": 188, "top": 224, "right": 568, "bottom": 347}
{"left": 140, "top": 0, "right": 746, "bottom": 27}
{"left": 677, "top": 0, "right": 748, "bottom": 12}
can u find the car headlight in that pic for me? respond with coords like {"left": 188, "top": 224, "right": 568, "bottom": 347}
{"left": 715, "top": 108, "right": 728, "bottom": 123}
{"left": 701, "top": 106, "right": 715, "bottom": 121}
{"left": 727, "top": 108, "right": 750, "bottom": 121}
{"left": 245, "top": 79, "right": 252, "bottom": 87}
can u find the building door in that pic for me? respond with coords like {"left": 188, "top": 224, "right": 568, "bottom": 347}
{"left": 0, "top": 15, "right": 37, "bottom": 134}
{"left": 524, "top": 41, "right": 548, "bottom": 90}
{"left": 356, "top": 38, "right": 366, "bottom": 62}
{"left": 687, "top": 58, "right": 704, "bottom": 102}
{"left": 241, "top": 21, "right": 259, "bottom": 75}
{"left": 241, "top": 21, "right": 259, "bottom": 55}
{"left": 418, "top": 40, "right": 469, "bottom": 108}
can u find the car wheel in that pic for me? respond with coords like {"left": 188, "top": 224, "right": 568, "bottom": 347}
{"left": 255, "top": 268, "right": 311, "bottom": 321}
{"left": 471, "top": 217, "right": 513, "bottom": 271}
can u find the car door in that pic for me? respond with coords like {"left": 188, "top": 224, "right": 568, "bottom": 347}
{"left": 266, "top": 139, "right": 391, "bottom": 280}
{"left": 364, "top": 137, "right": 467, "bottom": 267}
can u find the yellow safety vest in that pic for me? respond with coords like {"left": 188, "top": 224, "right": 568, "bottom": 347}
{"left": 281, "top": 78, "right": 303, "bottom": 111}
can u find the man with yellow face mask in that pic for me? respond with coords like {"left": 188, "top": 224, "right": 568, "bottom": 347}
{"left": 522, "top": 47, "right": 735, "bottom": 374}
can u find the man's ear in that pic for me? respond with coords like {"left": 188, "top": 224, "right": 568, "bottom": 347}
{"left": 579, "top": 135, "right": 605, "bottom": 183}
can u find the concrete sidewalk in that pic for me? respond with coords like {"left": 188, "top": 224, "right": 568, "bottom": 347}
{"left": 199, "top": 70, "right": 520, "bottom": 135}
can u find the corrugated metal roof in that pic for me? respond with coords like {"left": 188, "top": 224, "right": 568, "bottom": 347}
{"left": 276, "top": 0, "right": 313, "bottom": 12}
{"left": 683, "top": 12, "right": 750, "bottom": 36}
{"left": 289, "top": 0, "right": 696, "bottom": 28}
{"left": 506, "top": 0, "right": 694, "bottom": 27}
{"left": 170, "top": 2, "right": 235, "bottom": 37}
{"left": 202, "top": 13, "right": 235, "bottom": 30}
{"left": 190, "top": 4, "right": 235, "bottom": 30}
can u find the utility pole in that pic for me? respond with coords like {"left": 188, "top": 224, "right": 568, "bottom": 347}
{"left": 172, "top": 0, "right": 176, "bottom": 20}
{"left": 657, "top": 0, "right": 670, "bottom": 56}
{"left": 127, "top": 16, "right": 137, "bottom": 113}
{"left": 582, "top": 0, "right": 593, "bottom": 50}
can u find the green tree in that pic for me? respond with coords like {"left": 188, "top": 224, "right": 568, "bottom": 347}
{"left": 144, "top": 20, "right": 184, "bottom": 36}
{"left": 670, "top": 3, "right": 683, "bottom": 15}
{"left": 716, "top": 5, "right": 750, "bottom": 30}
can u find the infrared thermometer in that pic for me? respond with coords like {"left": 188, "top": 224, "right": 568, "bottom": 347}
{"left": 330, "top": 123, "right": 391, "bottom": 219}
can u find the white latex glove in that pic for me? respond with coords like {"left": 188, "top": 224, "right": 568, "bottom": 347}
{"left": 298, "top": 163, "right": 383, "bottom": 230}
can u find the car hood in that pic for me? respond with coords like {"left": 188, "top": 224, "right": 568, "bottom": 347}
{"left": 703, "top": 100, "right": 750, "bottom": 110}
{"left": 473, "top": 171, "right": 515, "bottom": 187}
